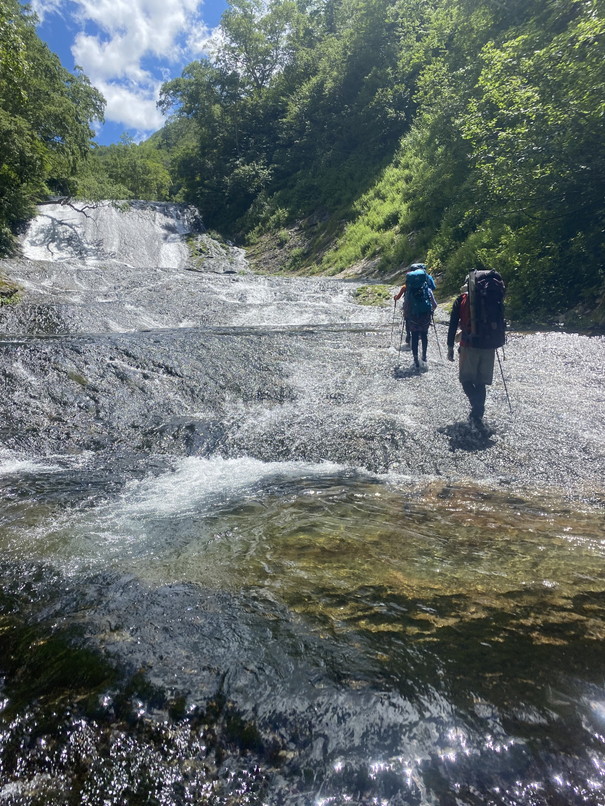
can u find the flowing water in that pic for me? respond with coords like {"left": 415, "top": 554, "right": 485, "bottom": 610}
{"left": 0, "top": 202, "right": 604, "bottom": 805}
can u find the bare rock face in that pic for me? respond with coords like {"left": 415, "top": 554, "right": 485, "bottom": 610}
{"left": 186, "top": 233, "right": 248, "bottom": 275}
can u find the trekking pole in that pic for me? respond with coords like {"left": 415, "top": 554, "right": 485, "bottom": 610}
{"left": 431, "top": 313, "right": 443, "bottom": 359}
{"left": 389, "top": 300, "right": 397, "bottom": 347}
{"left": 496, "top": 349, "right": 513, "bottom": 413}
{"left": 398, "top": 312, "right": 407, "bottom": 352}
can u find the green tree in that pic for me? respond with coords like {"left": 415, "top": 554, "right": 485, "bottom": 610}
{"left": 159, "top": 0, "right": 304, "bottom": 227}
{"left": 0, "top": 0, "right": 104, "bottom": 252}
{"left": 77, "top": 135, "right": 173, "bottom": 201}
{"left": 218, "top": 0, "right": 300, "bottom": 92}
{"left": 459, "top": 2, "right": 605, "bottom": 313}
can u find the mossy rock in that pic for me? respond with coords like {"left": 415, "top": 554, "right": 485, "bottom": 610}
{"left": 353, "top": 284, "right": 392, "bottom": 306}
{"left": 0, "top": 275, "right": 21, "bottom": 305}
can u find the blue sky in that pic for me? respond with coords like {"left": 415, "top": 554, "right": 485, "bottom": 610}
{"left": 30, "top": 0, "right": 228, "bottom": 145}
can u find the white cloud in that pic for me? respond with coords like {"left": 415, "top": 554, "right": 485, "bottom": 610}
{"left": 35, "top": 0, "right": 216, "bottom": 134}
{"left": 74, "top": 0, "right": 202, "bottom": 60}
{"left": 94, "top": 79, "right": 166, "bottom": 130}
{"left": 72, "top": 32, "right": 151, "bottom": 83}
{"left": 187, "top": 23, "right": 220, "bottom": 57}
{"left": 31, "top": 0, "right": 65, "bottom": 22}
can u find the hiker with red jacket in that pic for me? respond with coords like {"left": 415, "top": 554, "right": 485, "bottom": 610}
{"left": 447, "top": 270, "right": 506, "bottom": 427}
{"left": 394, "top": 263, "right": 437, "bottom": 369}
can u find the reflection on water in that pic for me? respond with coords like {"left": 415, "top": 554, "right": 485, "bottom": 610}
{"left": 1, "top": 457, "right": 605, "bottom": 804}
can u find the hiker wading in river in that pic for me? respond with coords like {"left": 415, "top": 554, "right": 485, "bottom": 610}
{"left": 394, "top": 264, "right": 437, "bottom": 370}
{"left": 447, "top": 270, "right": 506, "bottom": 427}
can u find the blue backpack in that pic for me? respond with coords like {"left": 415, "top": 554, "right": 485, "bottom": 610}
{"left": 405, "top": 268, "right": 432, "bottom": 317}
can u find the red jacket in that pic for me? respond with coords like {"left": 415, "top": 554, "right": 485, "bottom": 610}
{"left": 447, "top": 293, "right": 472, "bottom": 348}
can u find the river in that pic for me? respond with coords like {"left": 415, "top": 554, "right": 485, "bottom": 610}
{"left": 0, "top": 201, "right": 604, "bottom": 805}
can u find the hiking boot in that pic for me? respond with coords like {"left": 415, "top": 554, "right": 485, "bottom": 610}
{"left": 414, "top": 357, "right": 420, "bottom": 369}
{"left": 421, "top": 354, "right": 427, "bottom": 363}
{"left": 469, "top": 413, "right": 486, "bottom": 431}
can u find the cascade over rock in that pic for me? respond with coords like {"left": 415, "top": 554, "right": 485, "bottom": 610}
{"left": 21, "top": 200, "right": 247, "bottom": 272}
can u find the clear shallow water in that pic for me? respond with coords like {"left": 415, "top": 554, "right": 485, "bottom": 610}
{"left": 3, "top": 455, "right": 604, "bottom": 598}
{"left": 1, "top": 454, "right": 605, "bottom": 804}
{"left": 0, "top": 205, "right": 604, "bottom": 804}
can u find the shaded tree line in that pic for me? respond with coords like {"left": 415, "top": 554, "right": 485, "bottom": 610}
{"left": 76, "top": 134, "right": 173, "bottom": 202}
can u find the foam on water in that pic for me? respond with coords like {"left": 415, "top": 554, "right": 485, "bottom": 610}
{"left": 0, "top": 448, "right": 61, "bottom": 476}
{"left": 12, "top": 210, "right": 385, "bottom": 333}
{"left": 0, "top": 455, "right": 354, "bottom": 572}
{"left": 112, "top": 455, "right": 347, "bottom": 518}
